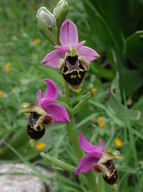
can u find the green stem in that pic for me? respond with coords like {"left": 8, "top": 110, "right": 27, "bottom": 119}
{"left": 64, "top": 81, "right": 69, "bottom": 104}
{"left": 86, "top": 172, "right": 98, "bottom": 192}
{"left": 57, "top": 27, "right": 60, "bottom": 45}
{"left": 66, "top": 119, "right": 83, "bottom": 159}
{"left": 97, "top": 174, "right": 104, "bottom": 192}
{"left": 64, "top": 82, "right": 82, "bottom": 157}
{"left": 64, "top": 82, "right": 98, "bottom": 192}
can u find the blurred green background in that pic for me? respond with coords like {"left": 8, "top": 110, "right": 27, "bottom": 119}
{"left": 0, "top": 0, "right": 143, "bottom": 191}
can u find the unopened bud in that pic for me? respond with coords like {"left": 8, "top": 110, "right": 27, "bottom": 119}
{"left": 53, "top": 0, "right": 68, "bottom": 28}
{"left": 37, "top": 7, "right": 56, "bottom": 28}
{"left": 37, "top": 7, "right": 57, "bottom": 45}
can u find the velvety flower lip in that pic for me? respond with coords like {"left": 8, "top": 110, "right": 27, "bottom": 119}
{"left": 41, "top": 19, "right": 100, "bottom": 68}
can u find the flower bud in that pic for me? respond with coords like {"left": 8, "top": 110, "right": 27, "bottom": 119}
{"left": 53, "top": 0, "right": 68, "bottom": 28}
{"left": 37, "top": 7, "right": 56, "bottom": 28}
{"left": 36, "top": 8, "right": 57, "bottom": 45}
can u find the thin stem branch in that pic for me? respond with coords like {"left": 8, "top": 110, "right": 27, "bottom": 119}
{"left": 66, "top": 118, "right": 83, "bottom": 159}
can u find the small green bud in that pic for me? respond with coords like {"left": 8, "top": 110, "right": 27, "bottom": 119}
{"left": 37, "top": 17, "right": 57, "bottom": 45}
{"left": 53, "top": 0, "right": 68, "bottom": 28}
{"left": 37, "top": 7, "right": 56, "bottom": 28}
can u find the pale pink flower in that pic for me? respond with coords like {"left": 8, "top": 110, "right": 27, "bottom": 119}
{"left": 41, "top": 19, "right": 100, "bottom": 90}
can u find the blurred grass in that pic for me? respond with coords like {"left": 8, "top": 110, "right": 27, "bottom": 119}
{"left": 0, "top": 0, "right": 143, "bottom": 192}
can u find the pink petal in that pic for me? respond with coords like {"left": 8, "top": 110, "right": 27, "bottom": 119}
{"left": 41, "top": 50, "right": 65, "bottom": 68}
{"left": 60, "top": 19, "right": 78, "bottom": 46}
{"left": 74, "top": 155, "right": 98, "bottom": 175}
{"left": 78, "top": 46, "right": 100, "bottom": 62}
{"left": 43, "top": 79, "right": 58, "bottom": 101}
{"left": 99, "top": 139, "right": 104, "bottom": 151}
{"left": 79, "top": 132, "right": 104, "bottom": 158}
{"left": 54, "top": 40, "right": 86, "bottom": 53}
{"left": 37, "top": 87, "right": 52, "bottom": 106}
{"left": 37, "top": 89, "right": 41, "bottom": 103}
{"left": 75, "top": 40, "right": 86, "bottom": 50}
{"left": 54, "top": 45, "right": 69, "bottom": 52}
{"left": 44, "top": 103, "right": 70, "bottom": 123}
{"left": 38, "top": 79, "right": 58, "bottom": 107}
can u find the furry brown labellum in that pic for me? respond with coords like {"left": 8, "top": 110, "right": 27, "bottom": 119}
{"left": 27, "top": 112, "right": 45, "bottom": 140}
{"left": 62, "top": 55, "right": 86, "bottom": 89}
{"left": 102, "top": 160, "right": 118, "bottom": 185}
{"left": 92, "top": 160, "right": 118, "bottom": 185}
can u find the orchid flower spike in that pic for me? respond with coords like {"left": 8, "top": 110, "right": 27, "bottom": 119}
{"left": 41, "top": 19, "right": 100, "bottom": 92}
{"left": 21, "top": 79, "right": 70, "bottom": 145}
{"left": 75, "top": 133, "right": 122, "bottom": 187}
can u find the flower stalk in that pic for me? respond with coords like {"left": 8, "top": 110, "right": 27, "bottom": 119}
{"left": 66, "top": 118, "right": 83, "bottom": 159}
{"left": 37, "top": 17, "right": 57, "bottom": 45}
{"left": 64, "top": 82, "right": 98, "bottom": 192}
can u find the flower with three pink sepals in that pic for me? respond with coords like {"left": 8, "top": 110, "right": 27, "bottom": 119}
{"left": 21, "top": 79, "right": 70, "bottom": 142}
{"left": 41, "top": 19, "right": 100, "bottom": 91}
{"left": 75, "top": 133, "right": 122, "bottom": 186}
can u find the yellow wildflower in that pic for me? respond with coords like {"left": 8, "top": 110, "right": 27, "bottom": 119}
{"left": 0, "top": 91, "right": 4, "bottom": 96}
{"left": 32, "top": 38, "right": 40, "bottom": 46}
{"left": 115, "top": 139, "right": 122, "bottom": 148}
{"left": 91, "top": 88, "right": 97, "bottom": 94}
{"left": 30, "top": 5, "right": 35, "bottom": 9}
{"left": 5, "top": 62, "right": 11, "bottom": 72}
{"left": 97, "top": 117, "right": 105, "bottom": 127}
{"left": 107, "top": 148, "right": 112, "bottom": 152}
{"left": 35, "top": 142, "right": 45, "bottom": 151}
{"left": 128, "top": 99, "right": 133, "bottom": 105}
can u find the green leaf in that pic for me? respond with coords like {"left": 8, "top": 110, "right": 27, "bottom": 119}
{"left": 111, "top": 49, "right": 143, "bottom": 96}
{"left": 41, "top": 152, "right": 76, "bottom": 172}
{"left": 107, "top": 95, "right": 140, "bottom": 121}
{"left": 83, "top": 0, "right": 118, "bottom": 49}
{"left": 126, "top": 31, "right": 143, "bottom": 70}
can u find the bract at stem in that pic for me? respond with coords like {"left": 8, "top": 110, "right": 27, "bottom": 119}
{"left": 41, "top": 152, "right": 76, "bottom": 172}
{"left": 72, "top": 92, "right": 91, "bottom": 115}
